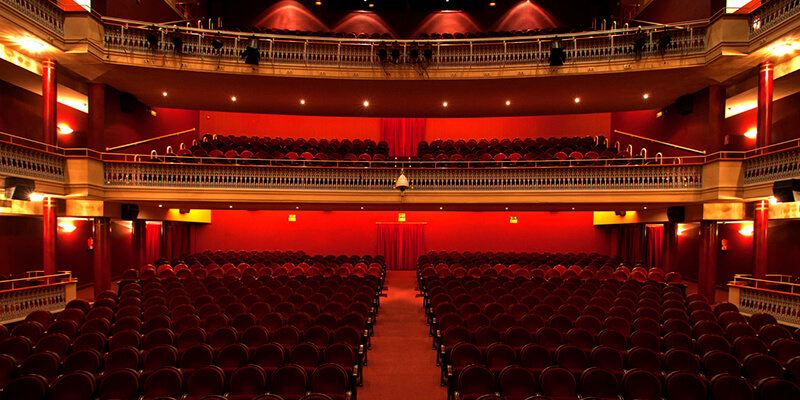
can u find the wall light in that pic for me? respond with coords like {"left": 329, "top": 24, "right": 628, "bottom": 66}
{"left": 738, "top": 223, "right": 754, "bottom": 236}
{"left": 677, "top": 223, "right": 688, "bottom": 236}
{"left": 58, "top": 221, "right": 77, "bottom": 233}
{"left": 29, "top": 193, "right": 44, "bottom": 202}
{"left": 56, "top": 124, "right": 73, "bottom": 134}
{"left": 744, "top": 127, "right": 757, "bottom": 139}
{"left": 771, "top": 41, "right": 800, "bottom": 56}
{"left": 17, "top": 37, "right": 47, "bottom": 52}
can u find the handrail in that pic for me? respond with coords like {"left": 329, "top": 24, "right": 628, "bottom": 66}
{"left": 613, "top": 130, "right": 707, "bottom": 155}
{"left": 106, "top": 128, "right": 197, "bottom": 151}
{"left": 0, "top": 271, "right": 74, "bottom": 290}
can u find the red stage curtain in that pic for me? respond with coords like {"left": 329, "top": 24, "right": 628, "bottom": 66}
{"left": 617, "top": 224, "right": 644, "bottom": 263}
{"left": 380, "top": 117, "right": 426, "bottom": 157}
{"left": 145, "top": 223, "right": 161, "bottom": 265}
{"left": 168, "top": 222, "right": 191, "bottom": 261}
{"left": 377, "top": 224, "right": 400, "bottom": 270}
{"left": 377, "top": 223, "right": 426, "bottom": 270}
{"left": 401, "top": 224, "right": 426, "bottom": 271}
{"left": 647, "top": 225, "right": 664, "bottom": 269}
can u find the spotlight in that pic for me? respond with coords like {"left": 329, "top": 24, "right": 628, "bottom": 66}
{"left": 549, "top": 39, "right": 566, "bottom": 66}
{"left": 146, "top": 33, "right": 158, "bottom": 48}
{"left": 658, "top": 35, "right": 671, "bottom": 56}
{"left": 633, "top": 36, "right": 646, "bottom": 60}
{"left": 211, "top": 39, "right": 223, "bottom": 49}
{"left": 377, "top": 43, "right": 388, "bottom": 61}
{"left": 171, "top": 35, "right": 183, "bottom": 53}
{"left": 241, "top": 37, "right": 260, "bottom": 66}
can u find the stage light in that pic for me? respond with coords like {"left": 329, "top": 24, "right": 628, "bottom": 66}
{"left": 146, "top": 33, "right": 158, "bottom": 48}
{"left": 211, "top": 39, "right": 223, "bottom": 50}
{"left": 171, "top": 35, "right": 183, "bottom": 53}
{"left": 658, "top": 35, "right": 671, "bottom": 56}
{"left": 549, "top": 39, "right": 566, "bottom": 66}
{"left": 241, "top": 38, "right": 260, "bottom": 66}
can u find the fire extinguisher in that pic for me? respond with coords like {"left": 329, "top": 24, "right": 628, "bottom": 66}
{"left": 720, "top": 238, "right": 728, "bottom": 251}
{"left": 88, "top": 237, "right": 94, "bottom": 251}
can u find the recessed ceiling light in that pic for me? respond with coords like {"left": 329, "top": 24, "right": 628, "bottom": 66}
{"left": 443, "top": 102, "right": 448, "bottom": 107}
{"left": 231, "top": 96, "right": 237, "bottom": 101}
{"left": 574, "top": 97, "right": 580, "bottom": 103}
{"left": 440, "top": 207, "right": 443, "bottom": 210}
{"left": 505, "top": 100, "right": 511, "bottom": 106}
{"left": 643, "top": 206, "right": 647, "bottom": 210}
{"left": 360, "top": 207, "right": 364, "bottom": 209}
{"left": 643, "top": 93, "right": 649, "bottom": 99}
{"left": 162, "top": 92, "right": 168, "bottom": 97}
{"left": 572, "top": 207, "right": 575, "bottom": 210}
{"left": 505, "top": 207, "right": 508, "bottom": 210}
{"left": 315, "top": 0, "right": 321, "bottom": 4}
{"left": 158, "top": 204, "right": 162, "bottom": 208}
{"left": 300, "top": 99, "right": 305, "bottom": 105}
{"left": 363, "top": 100, "right": 369, "bottom": 107}
{"left": 296, "top": 206, "right": 300, "bottom": 209}
{"left": 229, "top": 205, "right": 233, "bottom": 208}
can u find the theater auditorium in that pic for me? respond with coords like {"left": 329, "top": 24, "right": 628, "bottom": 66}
{"left": 1, "top": 0, "right": 800, "bottom": 399}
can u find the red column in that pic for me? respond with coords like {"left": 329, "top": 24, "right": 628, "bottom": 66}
{"left": 93, "top": 217, "right": 111, "bottom": 295}
{"left": 43, "top": 197, "right": 57, "bottom": 281}
{"left": 132, "top": 220, "right": 147, "bottom": 271}
{"left": 698, "top": 220, "right": 718, "bottom": 302}
{"left": 753, "top": 200, "right": 769, "bottom": 283}
{"left": 42, "top": 58, "right": 57, "bottom": 146}
{"left": 757, "top": 61, "right": 774, "bottom": 149}
{"left": 661, "top": 222, "right": 678, "bottom": 273}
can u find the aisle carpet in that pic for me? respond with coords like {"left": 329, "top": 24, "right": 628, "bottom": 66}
{"left": 359, "top": 270, "right": 447, "bottom": 400}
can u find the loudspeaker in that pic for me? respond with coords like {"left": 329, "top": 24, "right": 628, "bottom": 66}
{"left": 121, "top": 204, "right": 139, "bottom": 220}
{"left": 675, "top": 94, "right": 693, "bottom": 115}
{"left": 772, "top": 179, "right": 800, "bottom": 202}
{"left": 4, "top": 177, "right": 35, "bottom": 200}
{"left": 667, "top": 206, "right": 685, "bottom": 223}
{"left": 614, "top": 211, "right": 627, "bottom": 217}
{"left": 119, "top": 92, "right": 138, "bottom": 113}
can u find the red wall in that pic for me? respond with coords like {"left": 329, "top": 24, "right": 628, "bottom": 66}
{"left": 91, "top": 0, "right": 181, "bottom": 23}
{"left": 425, "top": 113, "right": 611, "bottom": 142}
{"left": 194, "top": 210, "right": 614, "bottom": 256}
{"left": 198, "top": 111, "right": 381, "bottom": 142}
{"left": 0, "top": 216, "right": 43, "bottom": 279}
{"left": 636, "top": 0, "right": 726, "bottom": 23}
{"left": 0, "top": 79, "right": 88, "bottom": 147}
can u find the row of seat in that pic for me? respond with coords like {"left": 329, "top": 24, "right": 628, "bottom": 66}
{"left": 419, "top": 250, "right": 616, "bottom": 266}
{"left": 419, "top": 268, "right": 800, "bottom": 400}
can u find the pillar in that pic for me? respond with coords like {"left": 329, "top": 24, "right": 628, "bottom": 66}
{"left": 93, "top": 217, "right": 111, "bottom": 295}
{"left": 753, "top": 200, "right": 769, "bottom": 283}
{"left": 698, "top": 220, "right": 718, "bottom": 302}
{"left": 43, "top": 197, "right": 57, "bottom": 281}
{"left": 42, "top": 58, "right": 57, "bottom": 146}
{"left": 757, "top": 61, "right": 774, "bottom": 148}
{"left": 87, "top": 83, "right": 105, "bottom": 151}
{"left": 132, "top": 220, "right": 147, "bottom": 270}
{"left": 661, "top": 222, "right": 678, "bottom": 273}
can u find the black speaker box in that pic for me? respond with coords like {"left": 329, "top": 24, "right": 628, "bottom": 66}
{"left": 676, "top": 94, "right": 693, "bottom": 115}
{"left": 119, "top": 92, "right": 138, "bottom": 113}
{"left": 4, "top": 177, "right": 35, "bottom": 200}
{"left": 121, "top": 204, "right": 139, "bottom": 220}
{"left": 667, "top": 206, "right": 685, "bottom": 223}
{"left": 772, "top": 179, "right": 800, "bottom": 203}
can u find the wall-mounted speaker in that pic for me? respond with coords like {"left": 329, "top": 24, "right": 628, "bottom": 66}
{"left": 3, "top": 177, "right": 35, "bottom": 200}
{"left": 614, "top": 211, "right": 627, "bottom": 217}
{"left": 773, "top": 179, "right": 800, "bottom": 203}
{"left": 675, "top": 94, "right": 693, "bottom": 115}
{"left": 119, "top": 92, "right": 138, "bottom": 113}
{"left": 121, "top": 203, "right": 139, "bottom": 220}
{"left": 667, "top": 206, "right": 685, "bottom": 223}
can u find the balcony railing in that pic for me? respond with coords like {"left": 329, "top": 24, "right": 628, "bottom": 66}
{"left": 0, "top": 272, "right": 76, "bottom": 324}
{"left": 104, "top": 160, "right": 702, "bottom": 192}
{"left": 0, "top": 140, "right": 66, "bottom": 182}
{"left": 742, "top": 139, "right": 800, "bottom": 185}
{"left": 102, "top": 19, "right": 706, "bottom": 70}
{"left": 0, "top": 0, "right": 64, "bottom": 35}
{"left": 749, "top": 0, "right": 800, "bottom": 38}
{"left": 729, "top": 274, "right": 800, "bottom": 328}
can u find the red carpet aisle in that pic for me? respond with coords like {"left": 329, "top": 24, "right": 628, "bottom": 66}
{"left": 359, "top": 271, "right": 447, "bottom": 400}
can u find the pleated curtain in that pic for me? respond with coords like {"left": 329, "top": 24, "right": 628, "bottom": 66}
{"left": 380, "top": 117, "right": 426, "bottom": 157}
{"left": 377, "top": 223, "right": 426, "bottom": 270}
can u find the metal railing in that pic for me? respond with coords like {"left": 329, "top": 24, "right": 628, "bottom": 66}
{"left": 102, "top": 18, "right": 707, "bottom": 69}
{"left": 729, "top": 273, "right": 800, "bottom": 327}
{"left": 0, "top": 141, "right": 66, "bottom": 182}
{"left": 0, "top": 0, "right": 64, "bottom": 35}
{"left": 750, "top": 0, "right": 800, "bottom": 38}
{"left": 104, "top": 160, "right": 702, "bottom": 191}
{"left": 742, "top": 139, "right": 800, "bottom": 185}
{"left": 0, "top": 272, "right": 76, "bottom": 324}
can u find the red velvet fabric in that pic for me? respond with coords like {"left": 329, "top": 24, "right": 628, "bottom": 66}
{"left": 647, "top": 225, "right": 664, "bottom": 269}
{"left": 377, "top": 223, "right": 426, "bottom": 270}
{"left": 380, "top": 118, "right": 426, "bottom": 157}
{"left": 146, "top": 223, "right": 161, "bottom": 265}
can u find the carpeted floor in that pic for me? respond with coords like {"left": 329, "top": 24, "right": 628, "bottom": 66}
{"left": 358, "top": 270, "right": 447, "bottom": 400}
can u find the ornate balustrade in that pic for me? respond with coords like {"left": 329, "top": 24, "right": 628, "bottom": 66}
{"left": 0, "top": 0, "right": 64, "bottom": 35}
{"left": 104, "top": 161, "right": 702, "bottom": 191}
{"left": 0, "top": 141, "right": 66, "bottom": 182}
{"left": 743, "top": 141, "right": 800, "bottom": 185}
{"left": 729, "top": 274, "right": 800, "bottom": 328}
{"left": 750, "top": 0, "right": 800, "bottom": 38}
{"left": 102, "top": 20, "right": 706, "bottom": 69}
{"left": 0, "top": 272, "right": 76, "bottom": 324}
